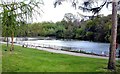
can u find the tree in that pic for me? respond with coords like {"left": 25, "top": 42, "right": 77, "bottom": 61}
{"left": 0, "top": 0, "right": 44, "bottom": 51}
{"left": 108, "top": 0, "right": 118, "bottom": 70}
{"left": 54, "top": 0, "right": 120, "bottom": 70}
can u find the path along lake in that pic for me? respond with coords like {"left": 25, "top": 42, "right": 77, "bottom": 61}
{"left": 14, "top": 37, "right": 120, "bottom": 56}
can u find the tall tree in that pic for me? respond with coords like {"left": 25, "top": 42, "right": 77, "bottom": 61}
{"left": 54, "top": 0, "right": 120, "bottom": 70}
{"left": 0, "top": 0, "right": 44, "bottom": 51}
{"left": 108, "top": 0, "right": 118, "bottom": 70}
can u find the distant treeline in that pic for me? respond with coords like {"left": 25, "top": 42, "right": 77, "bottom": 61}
{"left": 2, "top": 14, "right": 120, "bottom": 43}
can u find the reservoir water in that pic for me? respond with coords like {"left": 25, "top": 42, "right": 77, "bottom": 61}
{"left": 20, "top": 39, "right": 120, "bottom": 56}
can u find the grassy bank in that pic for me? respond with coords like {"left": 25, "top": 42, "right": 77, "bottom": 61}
{"left": 1, "top": 44, "right": 119, "bottom": 72}
{"left": 0, "top": 55, "right": 1, "bottom": 72}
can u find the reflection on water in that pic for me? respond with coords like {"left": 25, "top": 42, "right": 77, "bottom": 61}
{"left": 22, "top": 39, "right": 120, "bottom": 56}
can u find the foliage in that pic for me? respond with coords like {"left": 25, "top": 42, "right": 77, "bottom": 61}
{"left": 0, "top": 0, "right": 43, "bottom": 38}
{"left": 54, "top": 0, "right": 120, "bottom": 18}
{"left": 2, "top": 14, "right": 120, "bottom": 43}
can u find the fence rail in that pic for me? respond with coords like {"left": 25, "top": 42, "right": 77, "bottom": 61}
{"left": 16, "top": 41, "right": 81, "bottom": 51}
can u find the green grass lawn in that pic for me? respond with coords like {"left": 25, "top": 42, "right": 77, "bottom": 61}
{"left": 1, "top": 44, "right": 120, "bottom": 72}
{"left": 0, "top": 56, "right": 1, "bottom": 72}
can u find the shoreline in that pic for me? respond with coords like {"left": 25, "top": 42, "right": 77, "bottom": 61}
{"left": 1, "top": 42, "right": 120, "bottom": 60}
{"left": 0, "top": 42, "right": 111, "bottom": 59}
{"left": 1, "top": 37, "right": 120, "bottom": 44}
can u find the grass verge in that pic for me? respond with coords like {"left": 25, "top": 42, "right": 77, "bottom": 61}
{"left": 1, "top": 44, "right": 120, "bottom": 72}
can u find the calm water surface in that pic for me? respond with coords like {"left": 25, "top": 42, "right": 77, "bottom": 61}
{"left": 22, "top": 39, "right": 120, "bottom": 56}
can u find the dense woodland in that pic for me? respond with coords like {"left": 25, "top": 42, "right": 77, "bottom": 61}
{"left": 2, "top": 14, "right": 120, "bottom": 43}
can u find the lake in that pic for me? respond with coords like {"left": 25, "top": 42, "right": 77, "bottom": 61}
{"left": 16, "top": 38, "right": 120, "bottom": 56}
{"left": 2, "top": 37, "right": 119, "bottom": 56}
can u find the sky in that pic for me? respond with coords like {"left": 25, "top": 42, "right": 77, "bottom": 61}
{"left": 33, "top": 0, "right": 112, "bottom": 23}
{"left": 0, "top": 0, "right": 114, "bottom": 23}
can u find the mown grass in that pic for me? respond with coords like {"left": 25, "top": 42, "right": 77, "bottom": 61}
{"left": 0, "top": 44, "right": 2, "bottom": 72}
{"left": 1, "top": 44, "right": 119, "bottom": 72}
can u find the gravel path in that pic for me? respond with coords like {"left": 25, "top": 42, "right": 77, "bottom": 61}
{"left": 36, "top": 47, "right": 109, "bottom": 59}
{"left": 1, "top": 42, "right": 120, "bottom": 60}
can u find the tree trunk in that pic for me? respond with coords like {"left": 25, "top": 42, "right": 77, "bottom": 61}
{"left": 10, "top": 32, "right": 14, "bottom": 51}
{"left": 108, "top": 0, "right": 118, "bottom": 70}
{"left": 7, "top": 36, "right": 9, "bottom": 47}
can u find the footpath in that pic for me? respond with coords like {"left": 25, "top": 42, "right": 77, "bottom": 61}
{"left": 1, "top": 42, "right": 120, "bottom": 60}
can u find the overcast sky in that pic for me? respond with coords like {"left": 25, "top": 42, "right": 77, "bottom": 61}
{"left": 33, "top": 0, "right": 112, "bottom": 23}
{"left": 0, "top": 0, "right": 113, "bottom": 23}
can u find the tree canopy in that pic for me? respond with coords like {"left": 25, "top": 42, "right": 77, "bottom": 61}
{"left": 54, "top": 0, "right": 120, "bottom": 18}
{"left": 0, "top": 0, "right": 44, "bottom": 50}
